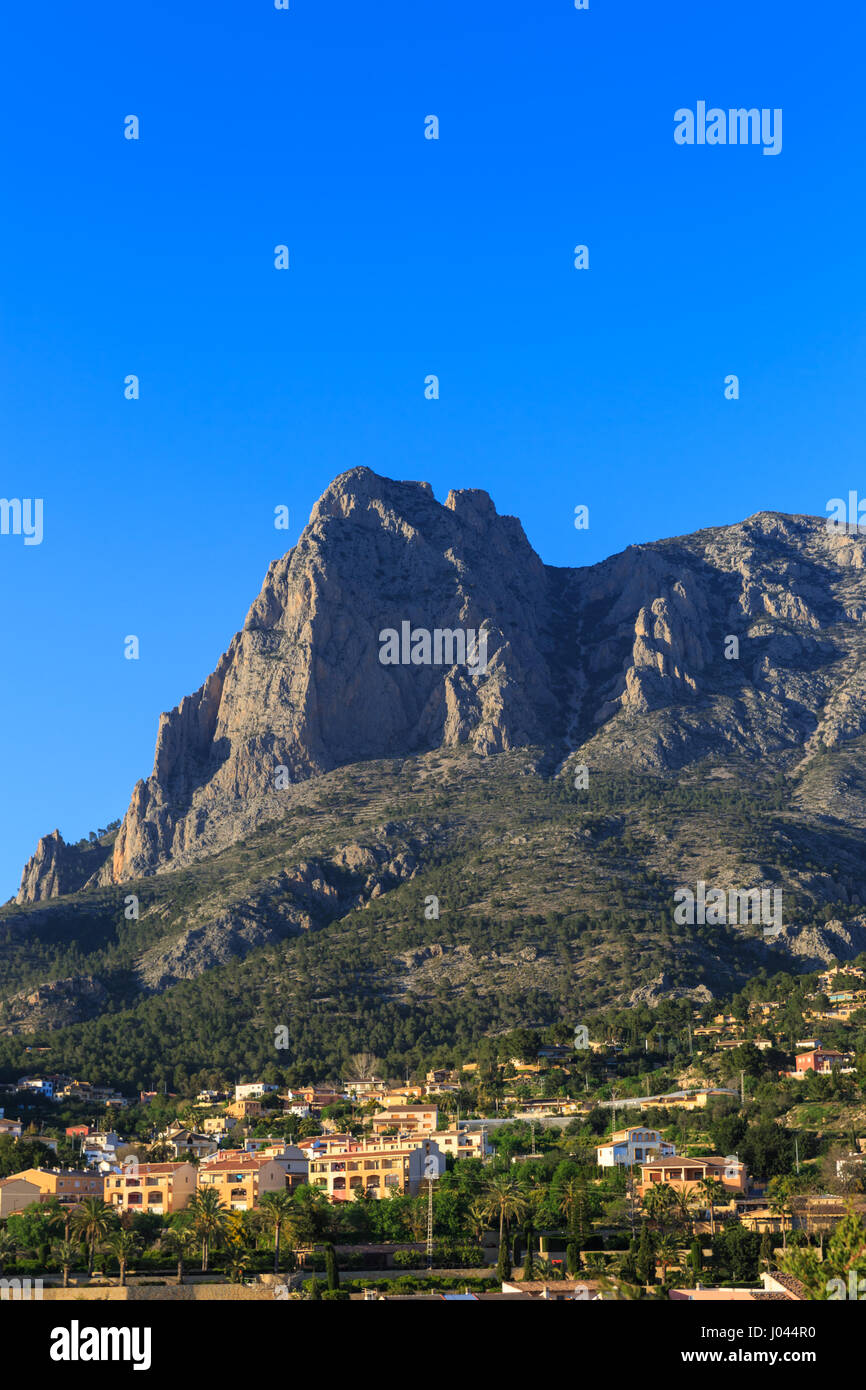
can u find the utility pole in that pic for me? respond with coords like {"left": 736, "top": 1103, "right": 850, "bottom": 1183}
{"left": 531, "top": 1122, "right": 536, "bottom": 1156}
{"left": 795, "top": 1136, "right": 800, "bottom": 1175}
{"left": 740, "top": 1070, "right": 745, "bottom": 1105}
{"left": 426, "top": 1177, "right": 434, "bottom": 1270}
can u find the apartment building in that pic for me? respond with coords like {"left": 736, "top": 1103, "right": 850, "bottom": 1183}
{"left": 428, "top": 1127, "right": 491, "bottom": 1160}
{"left": 242, "top": 1140, "right": 309, "bottom": 1189}
{"left": 308, "top": 1138, "right": 445, "bottom": 1202}
{"left": 105, "top": 1163, "right": 196, "bottom": 1216}
{"left": 198, "top": 1156, "right": 288, "bottom": 1210}
{"left": 371, "top": 1104, "right": 438, "bottom": 1135}
{"left": 14, "top": 1168, "right": 104, "bottom": 1205}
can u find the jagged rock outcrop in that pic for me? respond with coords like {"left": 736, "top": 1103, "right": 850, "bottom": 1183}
{"left": 97, "top": 468, "right": 565, "bottom": 884}
{"left": 16, "top": 830, "right": 110, "bottom": 906}
{"left": 628, "top": 973, "right": 715, "bottom": 1007}
{"left": 17, "top": 469, "right": 866, "bottom": 898}
{"left": 764, "top": 917, "right": 866, "bottom": 971}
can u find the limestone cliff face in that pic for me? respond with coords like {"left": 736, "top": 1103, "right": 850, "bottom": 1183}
{"left": 100, "top": 468, "right": 563, "bottom": 882}
{"left": 17, "top": 469, "right": 866, "bottom": 899}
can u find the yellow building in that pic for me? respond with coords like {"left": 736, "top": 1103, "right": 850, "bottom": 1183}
{"left": 309, "top": 1138, "right": 444, "bottom": 1202}
{"left": 105, "top": 1162, "right": 196, "bottom": 1216}
{"left": 197, "top": 1156, "right": 288, "bottom": 1211}
{"left": 15, "top": 1168, "right": 104, "bottom": 1205}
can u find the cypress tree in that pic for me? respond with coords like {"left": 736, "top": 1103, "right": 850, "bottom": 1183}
{"left": 635, "top": 1222, "right": 655, "bottom": 1285}
{"left": 324, "top": 1242, "right": 340, "bottom": 1291}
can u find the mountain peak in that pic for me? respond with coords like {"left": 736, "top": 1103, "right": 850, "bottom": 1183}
{"left": 17, "top": 471, "right": 866, "bottom": 899}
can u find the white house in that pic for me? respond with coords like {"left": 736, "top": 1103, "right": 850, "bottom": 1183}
{"left": 234, "top": 1082, "right": 278, "bottom": 1102}
{"left": 596, "top": 1126, "right": 676, "bottom": 1168}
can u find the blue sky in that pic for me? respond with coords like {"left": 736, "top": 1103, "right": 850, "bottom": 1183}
{"left": 1, "top": 0, "right": 863, "bottom": 898}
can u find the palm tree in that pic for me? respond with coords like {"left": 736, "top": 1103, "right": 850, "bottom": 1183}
{"left": 696, "top": 1178, "right": 726, "bottom": 1238}
{"left": 106, "top": 1230, "right": 140, "bottom": 1287}
{"left": 187, "top": 1188, "right": 229, "bottom": 1272}
{"left": 532, "top": 1256, "right": 565, "bottom": 1281}
{"left": 480, "top": 1174, "right": 528, "bottom": 1272}
{"left": 72, "top": 1198, "right": 115, "bottom": 1278}
{"left": 642, "top": 1182, "right": 677, "bottom": 1235}
{"left": 160, "top": 1225, "right": 196, "bottom": 1285}
{"left": 0, "top": 1229, "right": 17, "bottom": 1276}
{"left": 467, "top": 1198, "right": 488, "bottom": 1245}
{"left": 259, "top": 1191, "right": 295, "bottom": 1275}
{"left": 655, "top": 1234, "right": 680, "bottom": 1284}
{"left": 42, "top": 1197, "right": 72, "bottom": 1244}
{"left": 673, "top": 1186, "right": 701, "bottom": 1235}
{"left": 767, "top": 1180, "right": 794, "bottom": 1251}
{"left": 52, "top": 1239, "right": 79, "bottom": 1289}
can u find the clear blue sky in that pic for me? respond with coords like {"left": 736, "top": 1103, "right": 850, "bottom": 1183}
{"left": 1, "top": 0, "right": 864, "bottom": 899}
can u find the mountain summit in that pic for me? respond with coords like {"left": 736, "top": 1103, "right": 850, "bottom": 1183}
{"left": 16, "top": 468, "right": 866, "bottom": 902}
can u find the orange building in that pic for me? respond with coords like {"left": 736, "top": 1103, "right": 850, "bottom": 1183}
{"left": 14, "top": 1168, "right": 104, "bottom": 1205}
{"left": 637, "top": 1155, "right": 748, "bottom": 1198}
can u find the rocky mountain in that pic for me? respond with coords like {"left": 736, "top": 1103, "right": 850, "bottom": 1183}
{"left": 4, "top": 468, "right": 866, "bottom": 1077}
{"left": 17, "top": 467, "right": 866, "bottom": 904}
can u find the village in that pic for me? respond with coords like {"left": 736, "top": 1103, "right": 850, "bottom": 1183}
{"left": 0, "top": 961, "right": 864, "bottom": 1302}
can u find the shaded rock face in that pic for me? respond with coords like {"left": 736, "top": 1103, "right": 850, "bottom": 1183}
{"left": 17, "top": 469, "right": 866, "bottom": 898}
{"left": 0, "top": 975, "right": 108, "bottom": 1033}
